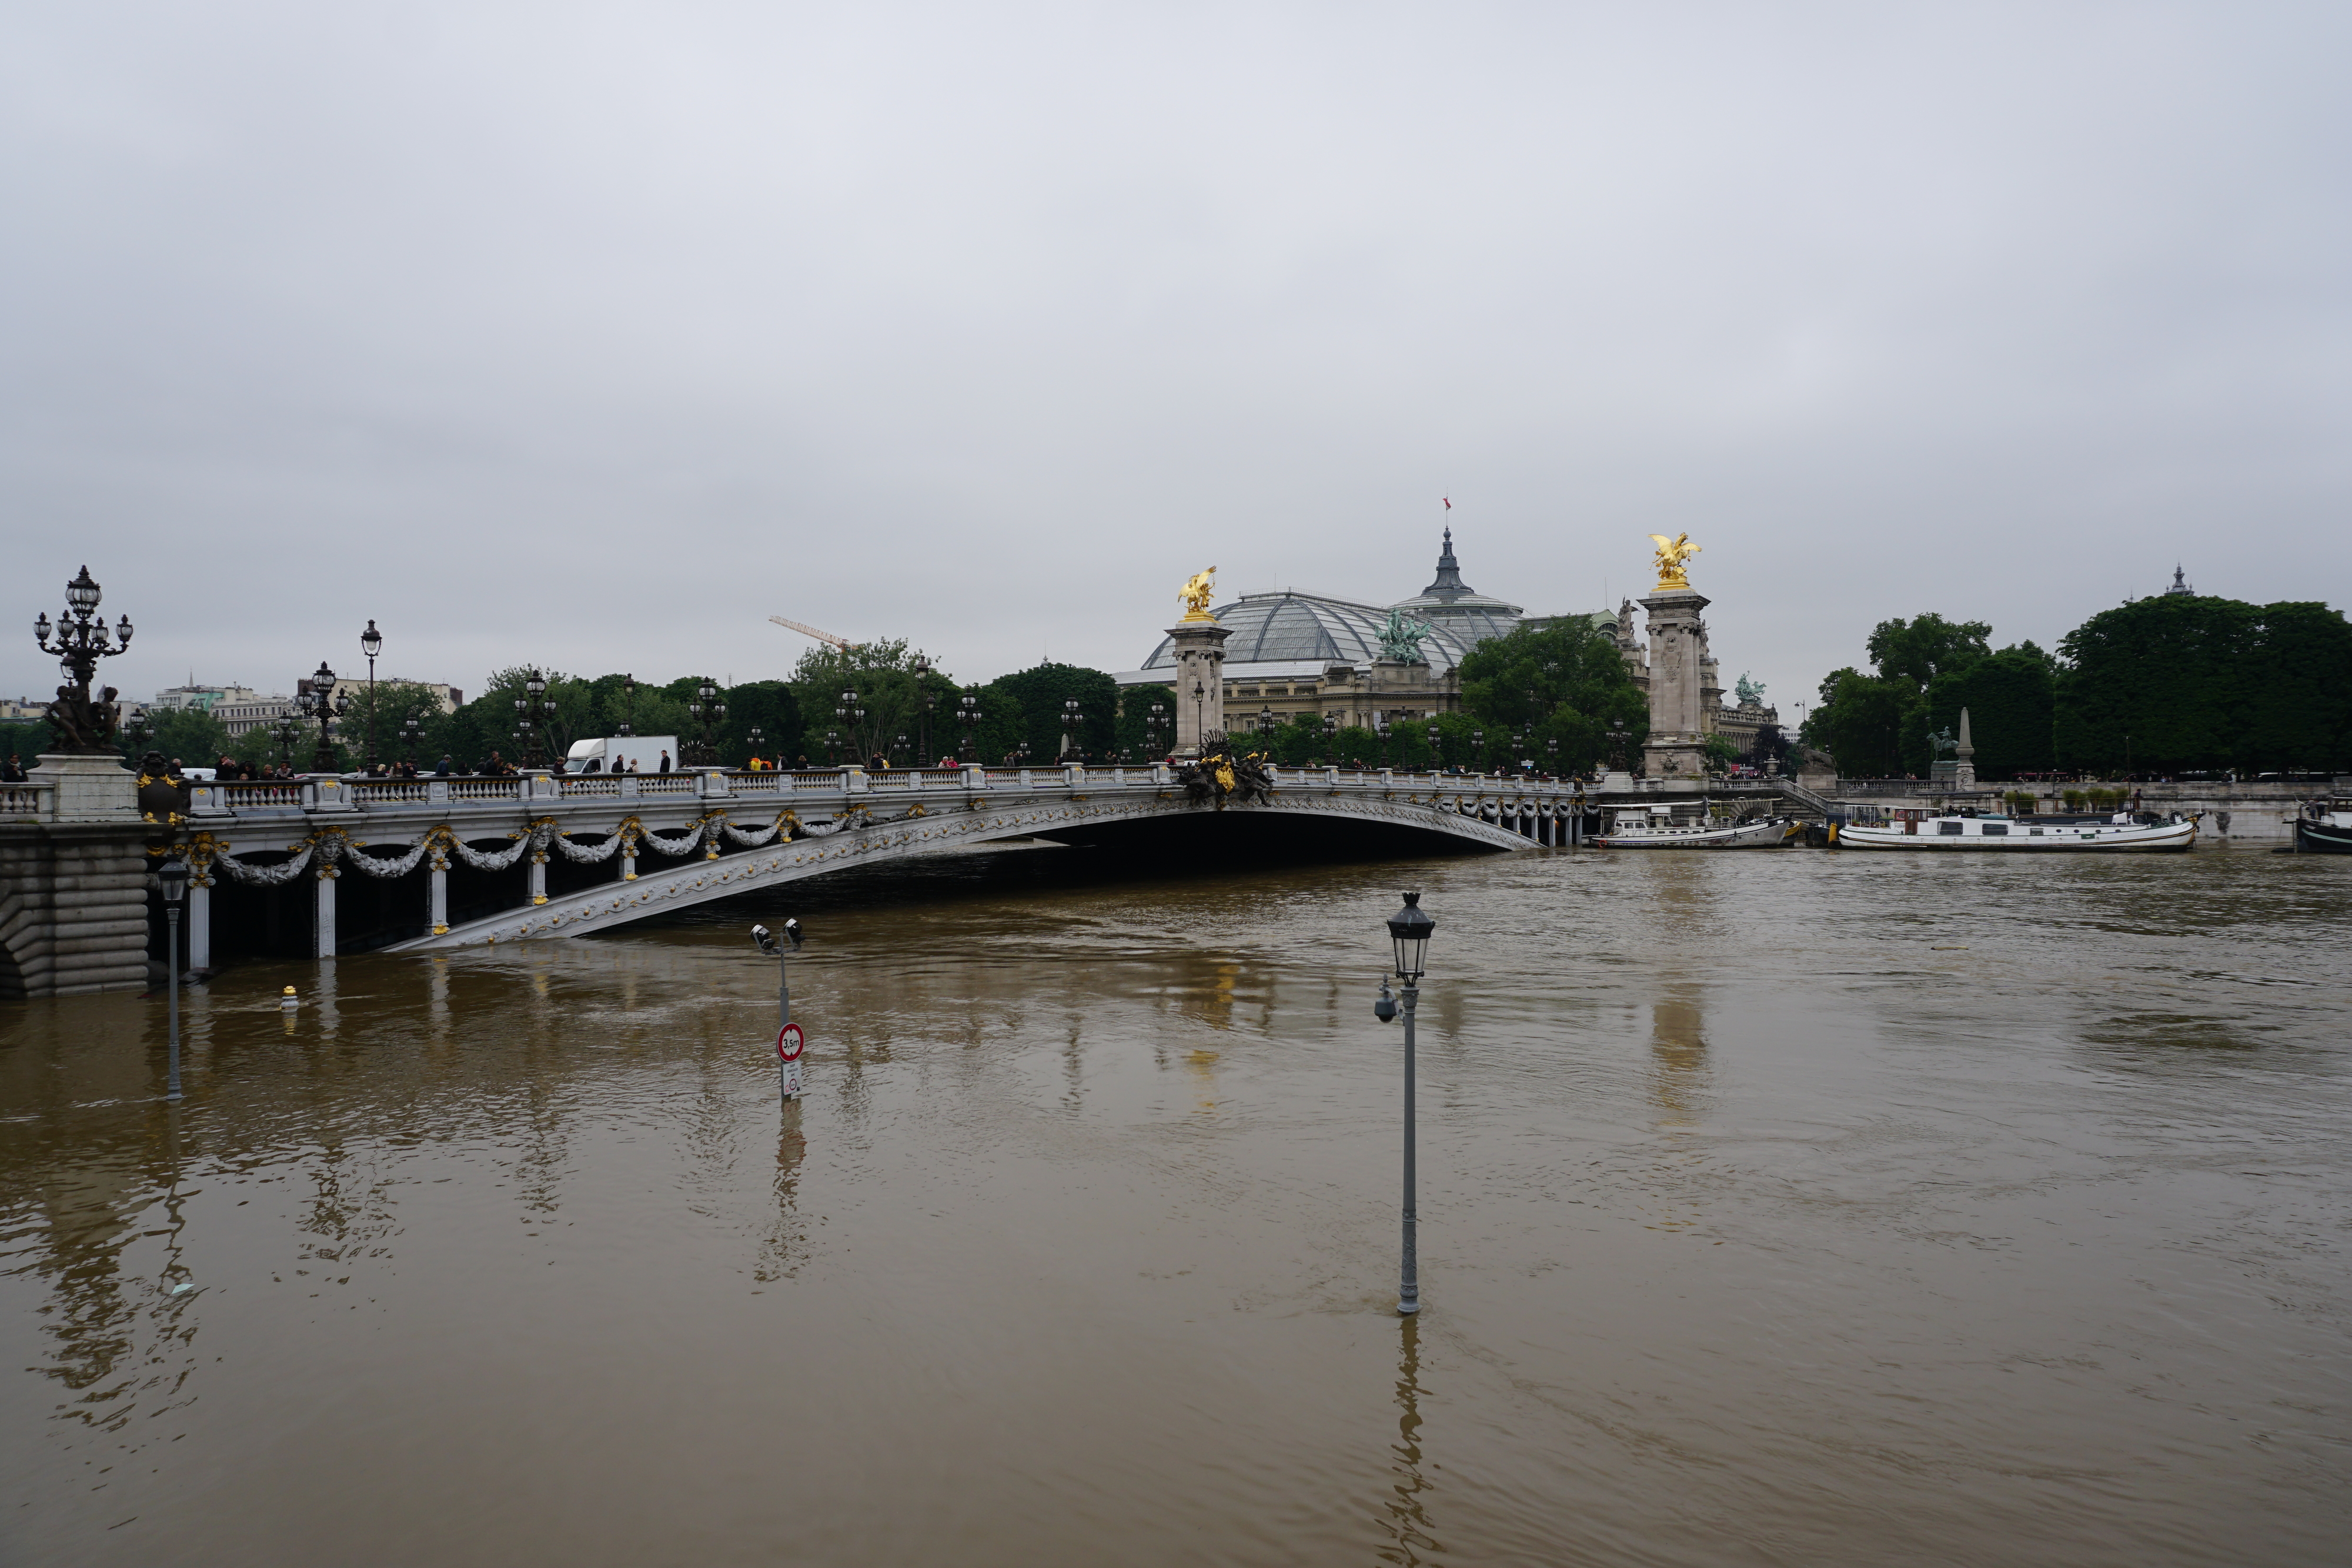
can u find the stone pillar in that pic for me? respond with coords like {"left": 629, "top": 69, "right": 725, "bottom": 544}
{"left": 315, "top": 863, "right": 338, "bottom": 958}
{"left": 1639, "top": 589, "right": 1712, "bottom": 778}
{"left": 429, "top": 847, "right": 450, "bottom": 935}
{"left": 1166, "top": 621, "right": 1232, "bottom": 757}
{"left": 1954, "top": 706, "right": 1977, "bottom": 792}
{"left": 529, "top": 847, "right": 550, "bottom": 901}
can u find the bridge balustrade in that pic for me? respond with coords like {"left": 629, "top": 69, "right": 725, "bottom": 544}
{"left": 449, "top": 778, "right": 523, "bottom": 802}
{"left": 352, "top": 781, "right": 430, "bottom": 805}
{"left": 1, "top": 781, "right": 54, "bottom": 820}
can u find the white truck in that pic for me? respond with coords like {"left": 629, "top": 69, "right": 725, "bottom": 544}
{"left": 563, "top": 735, "right": 683, "bottom": 775}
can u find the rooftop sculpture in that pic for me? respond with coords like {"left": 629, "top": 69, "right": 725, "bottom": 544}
{"left": 1178, "top": 566, "right": 1219, "bottom": 623}
{"left": 1377, "top": 609, "right": 1435, "bottom": 663}
{"left": 1648, "top": 532, "right": 1702, "bottom": 590}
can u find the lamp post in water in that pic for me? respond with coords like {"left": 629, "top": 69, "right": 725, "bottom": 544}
{"left": 159, "top": 858, "right": 189, "bottom": 1101}
{"left": 752, "top": 919, "right": 806, "bottom": 1101}
{"left": 1374, "top": 891, "right": 1435, "bottom": 1315}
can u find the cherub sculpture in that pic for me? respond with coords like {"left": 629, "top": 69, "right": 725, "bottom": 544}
{"left": 1648, "top": 533, "right": 1702, "bottom": 589}
{"left": 1178, "top": 566, "right": 1219, "bottom": 623}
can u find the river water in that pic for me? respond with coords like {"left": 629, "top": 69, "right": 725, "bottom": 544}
{"left": 3, "top": 841, "right": 2347, "bottom": 1566}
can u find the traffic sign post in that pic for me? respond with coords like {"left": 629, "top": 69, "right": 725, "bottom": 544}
{"left": 753, "top": 920, "right": 808, "bottom": 1105}
{"left": 777, "top": 1022, "right": 805, "bottom": 1101}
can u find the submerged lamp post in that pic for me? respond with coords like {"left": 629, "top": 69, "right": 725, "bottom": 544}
{"left": 1374, "top": 891, "right": 1436, "bottom": 1315}
{"left": 751, "top": 919, "right": 807, "bottom": 1102}
{"left": 159, "top": 858, "right": 189, "bottom": 1101}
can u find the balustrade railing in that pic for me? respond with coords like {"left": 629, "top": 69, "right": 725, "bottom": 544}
{"left": 636, "top": 775, "right": 693, "bottom": 795}
{"left": 1, "top": 781, "right": 54, "bottom": 819}
{"left": 222, "top": 781, "right": 309, "bottom": 808}
{"left": 352, "top": 781, "right": 429, "bottom": 804}
{"left": 448, "top": 778, "right": 523, "bottom": 802}
{"left": 559, "top": 777, "right": 621, "bottom": 798}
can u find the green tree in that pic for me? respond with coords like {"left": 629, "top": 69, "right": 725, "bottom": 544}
{"left": 991, "top": 663, "right": 1121, "bottom": 761}
{"left": 1455, "top": 620, "right": 1645, "bottom": 773}
{"left": 785, "top": 640, "right": 961, "bottom": 765}
{"left": 719, "top": 681, "right": 804, "bottom": 767}
{"left": 1865, "top": 613, "right": 1992, "bottom": 693}
{"left": 339, "top": 680, "right": 455, "bottom": 768}
{"left": 2056, "top": 595, "right": 2352, "bottom": 774}
{"left": 1811, "top": 667, "right": 1909, "bottom": 777}
{"left": 1926, "top": 644, "right": 2055, "bottom": 778}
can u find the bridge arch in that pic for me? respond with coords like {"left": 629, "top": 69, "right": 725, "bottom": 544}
{"left": 387, "top": 791, "right": 1535, "bottom": 950}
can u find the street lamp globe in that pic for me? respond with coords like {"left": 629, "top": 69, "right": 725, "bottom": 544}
{"left": 159, "top": 858, "right": 188, "bottom": 904}
{"left": 1385, "top": 891, "right": 1434, "bottom": 979}
{"left": 65, "top": 566, "right": 100, "bottom": 613}
{"left": 360, "top": 619, "right": 383, "bottom": 660}
{"left": 526, "top": 668, "right": 547, "bottom": 700}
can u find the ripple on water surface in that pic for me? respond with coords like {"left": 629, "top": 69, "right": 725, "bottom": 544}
{"left": 2, "top": 842, "right": 2348, "bottom": 1566}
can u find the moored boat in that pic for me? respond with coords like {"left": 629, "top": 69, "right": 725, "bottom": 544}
{"left": 1837, "top": 810, "right": 2196, "bottom": 852}
{"left": 2294, "top": 796, "right": 2352, "bottom": 854}
{"left": 1595, "top": 809, "right": 1800, "bottom": 849}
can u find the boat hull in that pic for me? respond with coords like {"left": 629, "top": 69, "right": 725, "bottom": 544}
{"left": 1596, "top": 818, "right": 1800, "bottom": 850}
{"left": 2295, "top": 819, "right": 2352, "bottom": 854}
{"left": 1838, "top": 820, "right": 2197, "bottom": 852}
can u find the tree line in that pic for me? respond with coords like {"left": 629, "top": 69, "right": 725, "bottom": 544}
{"left": 1, "top": 616, "right": 1653, "bottom": 777}
{"left": 1806, "top": 593, "right": 2352, "bottom": 778}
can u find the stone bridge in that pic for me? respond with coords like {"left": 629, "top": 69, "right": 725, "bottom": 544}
{"left": 156, "top": 763, "right": 1588, "bottom": 965}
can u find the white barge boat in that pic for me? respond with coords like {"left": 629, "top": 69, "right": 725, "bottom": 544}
{"left": 1595, "top": 808, "right": 1800, "bottom": 849}
{"left": 1838, "top": 811, "right": 2197, "bottom": 852}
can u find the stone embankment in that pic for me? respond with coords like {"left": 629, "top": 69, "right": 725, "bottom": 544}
{"left": 0, "top": 757, "right": 153, "bottom": 998}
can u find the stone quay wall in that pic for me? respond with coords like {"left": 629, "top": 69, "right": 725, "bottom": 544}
{"left": 0, "top": 823, "right": 153, "bottom": 998}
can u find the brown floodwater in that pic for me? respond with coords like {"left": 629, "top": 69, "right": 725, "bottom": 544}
{"left": 3, "top": 840, "right": 2348, "bottom": 1566}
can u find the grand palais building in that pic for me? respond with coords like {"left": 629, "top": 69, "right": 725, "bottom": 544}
{"left": 1115, "top": 530, "right": 1776, "bottom": 756}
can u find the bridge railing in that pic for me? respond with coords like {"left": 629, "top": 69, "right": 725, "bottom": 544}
{"left": 1, "top": 780, "right": 55, "bottom": 821}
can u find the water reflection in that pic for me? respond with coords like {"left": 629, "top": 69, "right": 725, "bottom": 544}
{"left": 1376, "top": 1317, "right": 1439, "bottom": 1565}
{"left": 1649, "top": 984, "right": 1709, "bottom": 1129}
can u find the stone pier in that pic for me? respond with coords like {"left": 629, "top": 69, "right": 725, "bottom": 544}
{"left": 0, "top": 754, "right": 153, "bottom": 998}
{"left": 1639, "top": 587, "right": 1712, "bottom": 778}
{"left": 1165, "top": 619, "right": 1231, "bottom": 756}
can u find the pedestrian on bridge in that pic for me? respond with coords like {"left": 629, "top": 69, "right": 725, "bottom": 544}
{"left": 657, "top": 750, "right": 671, "bottom": 773}
{"left": 435, "top": 754, "right": 452, "bottom": 776}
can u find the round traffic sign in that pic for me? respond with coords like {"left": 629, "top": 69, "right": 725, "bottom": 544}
{"left": 776, "top": 1022, "right": 805, "bottom": 1062}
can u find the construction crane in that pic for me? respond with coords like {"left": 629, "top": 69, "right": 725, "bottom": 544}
{"left": 768, "top": 616, "right": 860, "bottom": 651}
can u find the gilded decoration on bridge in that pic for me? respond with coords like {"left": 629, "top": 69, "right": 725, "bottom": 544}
{"left": 1648, "top": 533, "right": 1702, "bottom": 590}
{"left": 1178, "top": 566, "right": 1220, "bottom": 623}
{"left": 1174, "top": 740, "right": 1274, "bottom": 810}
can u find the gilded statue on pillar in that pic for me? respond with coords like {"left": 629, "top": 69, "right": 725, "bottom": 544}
{"left": 1648, "top": 533, "right": 1702, "bottom": 590}
{"left": 1178, "top": 566, "right": 1219, "bottom": 623}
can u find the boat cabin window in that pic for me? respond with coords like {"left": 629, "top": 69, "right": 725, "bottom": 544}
{"left": 1982, "top": 823, "right": 2008, "bottom": 835}
{"left": 1937, "top": 821, "right": 1965, "bottom": 836}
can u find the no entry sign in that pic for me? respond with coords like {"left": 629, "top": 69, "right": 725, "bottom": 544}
{"left": 776, "top": 1023, "right": 805, "bottom": 1062}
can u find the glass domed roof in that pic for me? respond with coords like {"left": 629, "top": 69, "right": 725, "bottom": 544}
{"left": 1387, "top": 527, "right": 1523, "bottom": 646}
{"left": 1141, "top": 591, "right": 1476, "bottom": 675}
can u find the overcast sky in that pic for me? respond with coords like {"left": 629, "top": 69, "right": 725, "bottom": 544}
{"left": 5, "top": 2, "right": 2348, "bottom": 716}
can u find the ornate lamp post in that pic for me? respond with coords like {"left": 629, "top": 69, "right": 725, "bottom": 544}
{"left": 359, "top": 619, "right": 383, "bottom": 767}
{"left": 270, "top": 712, "right": 302, "bottom": 768}
{"left": 1257, "top": 704, "right": 1275, "bottom": 741}
{"left": 825, "top": 728, "right": 841, "bottom": 765}
{"left": 617, "top": 674, "right": 636, "bottom": 738}
{"left": 1372, "top": 891, "right": 1436, "bottom": 1316}
{"left": 510, "top": 667, "right": 556, "bottom": 770}
{"left": 1471, "top": 727, "right": 1485, "bottom": 775}
{"left": 301, "top": 662, "right": 353, "bottom": 773}
{"left": 893, "top": 732, "right": 908, "bottom": 768}
{"left": 1145, "top": 701, "right": 1168, "bottom": 760}
{"left": 686, "top": 677, "right": 726, "bottom": 767}
{"left": 1546, "top": 736, "right": 1559, "bottom": 777}
{"left": 1606, "top": 722, "right": 1630, "bottom": 773}
{"left": 834, "top": 689, "right": 863, "bottom": 765}
{"left": 957, "top": 687, "right": 983, "bottom": 763}
{"left": 31, "top": 564, "right": 135, "bottom": 752}
{"left": 1425, "top": 721, "right": 1442, "bottom": 773}
{"left": 913, "top": 652, "right": 934, "bottom": 761}
{"left": 1190, "top": 679, "right": 1206, "bottom": 750}
{"left": 158, "top": 858, "right": 188, "bottom": 1100}
{"left": 402, "top": 715, "right": 423, "bottom": 765}
{"left": 123, "top": 710, "right": 153, "bottom": 753}
{"left": 1060, "top": 698, "right": 1082, "bottom": 760}
{"left": 747, "top": 725, "right": 767, "bottom": 762}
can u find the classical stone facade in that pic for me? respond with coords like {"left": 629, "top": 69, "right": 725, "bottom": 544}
{"left": 1163, "top": 621, "right": 1231, "bottom": 754}
{"left": 1639, "top": 589, "right": 1712, "bottom": 777}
